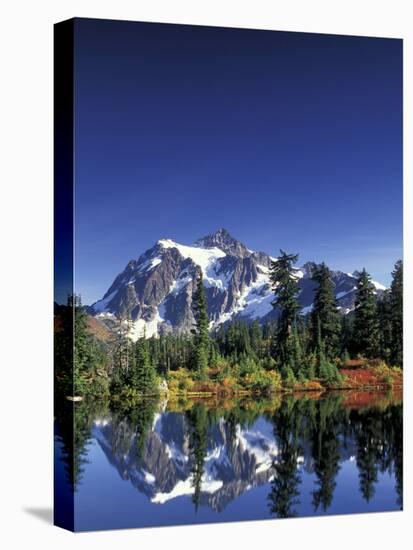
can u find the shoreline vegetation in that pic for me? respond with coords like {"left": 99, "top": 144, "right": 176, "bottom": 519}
{"left": 55, "top": 252, "right": 403, "bottom": 403}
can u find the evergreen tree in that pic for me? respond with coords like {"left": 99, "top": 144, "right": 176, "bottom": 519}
{"left": 291, "top": 322, "right": 305, "bottom": 380}
{"left": 353, "top": 269, "right": 380, "bottom": 358}
{"left": 377, "top": 290, "right": 392, "bottom": 362}
{"left": 73, "top": 295, "right": 90, "bottom": 395}
{"left": 311, "top": 263, "right": 341, "bottom": 360}
{"left": 249, "top": 321, "right": 262, "bottom": 358}
{"left": 192, "top": 273, "right": 210, "bottom": 379}
{"left": 72, "top": 295, "right": 101, "bottom": 396}
{"left": 215, "top": 324, "right": 226, "bottom": 355}
{"left": 110, "top": 312, "right": 133, "bottom": 383}
{"left": 270, "top": 250, "right": 301, "bottom": 374}
{"left": 55, "top": 295, "right": 109, "bottom": 398}
{"left": 390, "top": 260, "right": 403, "bottom": 368}
{"left": 339, "top": 314, "right": 353, "bottom": 359}
{"left": 314, "top": 315, "right": 340, "bottom": 384}
{"left": 130, "top": 337, "right": 157, "bottom": 393}
{"left": 54, "top": 298, "right": 75, "bottom": 397}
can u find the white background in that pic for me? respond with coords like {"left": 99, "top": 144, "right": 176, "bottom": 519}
{"left": 0, "top": 0, "right": 411, "bottom": 548}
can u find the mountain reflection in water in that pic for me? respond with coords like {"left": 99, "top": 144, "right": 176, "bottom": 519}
{"left": 54, "top": 391, "right": 402, "bottom": 531}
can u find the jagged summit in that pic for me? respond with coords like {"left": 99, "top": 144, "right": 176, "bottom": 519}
{"left": 194, "top": 228, "right": 251, "bottom": 258}
{"left": 196, "top": 227, "right": 235, "bottom": 243}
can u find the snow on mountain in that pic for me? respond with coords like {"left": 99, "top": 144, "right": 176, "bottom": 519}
{"left": 93, "top": 291, "right": 118, "bottom": 314}
{"left": 372, "top": 280, "right": 386, "bottom": 291}
{"left": 336, "top": 287, "right": 357, "bottom": 300}
{"left": 158, "top": 239, "right": 227, "bottom": 289}
{"left": 89, "top": 229, "right": 386, "bottom": 340}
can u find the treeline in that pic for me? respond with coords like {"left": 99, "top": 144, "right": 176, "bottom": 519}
{"left": 55, "top": 298, "right": 159, "bottom": 398}
{"left": 263, "top": 253, "right": 403, "bottom": 385}
{"left": 54, "top": 255, "right": 403, "bottom": 398}
{"left": 141, "top": 255, "right": 403, "bottom": 388}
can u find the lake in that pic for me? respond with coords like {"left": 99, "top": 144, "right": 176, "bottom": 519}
{"left": 54, "top": 390, "right": 402, "bottom": 531}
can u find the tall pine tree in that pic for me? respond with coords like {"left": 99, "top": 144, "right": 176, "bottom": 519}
{"left": 311, "top": 262, "right": 341, "bottom": 360}
{"left": 377, "top": 289, "right": 392, "bottom": 362}
{"left": 192, "top": 272, "right": 210, "bottom": 379}
{"left": 353, "top": 269, "right": 380, "bottom": 358}
{"left": 72, "top": 294, "right": 100, "bottom": 396}
{"left": 270, "top": 250, "right": 301, "bottom": 374}
{"left": 390, "top": 260, "right": 403, "bottom": 368}
{"left": 130, "top": 337, "right": 157, "bottom": 393}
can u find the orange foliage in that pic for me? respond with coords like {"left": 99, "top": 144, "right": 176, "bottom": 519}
{"left": 340, "top": 366, "right": 402, "bottom": 389}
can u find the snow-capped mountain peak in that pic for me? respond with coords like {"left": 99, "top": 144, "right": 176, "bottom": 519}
{"left": 90, "top": 229, "right": 385, "bottom": 340}
{"left": 194, "top": 228, "right": 251, "bottom": 258}
{"left": 158, "top": 238, "right": 227, "bottom": 276}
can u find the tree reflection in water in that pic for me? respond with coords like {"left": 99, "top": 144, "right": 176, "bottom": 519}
{"left": 267, "top": 393, "right": 402, "bottom": 517}
{"left": 54, "top": 391, "right": 403, "bottom": 517}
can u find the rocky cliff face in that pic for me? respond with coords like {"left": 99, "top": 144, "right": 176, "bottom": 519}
{"left": 90, "top": 229, "right": 385, "bottom": 340}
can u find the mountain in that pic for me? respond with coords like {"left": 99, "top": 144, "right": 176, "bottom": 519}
{"left": 90, "top": 228, "right": 385, "bottom": 340}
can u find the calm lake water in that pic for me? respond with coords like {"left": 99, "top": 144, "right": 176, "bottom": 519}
{"left": 54, "top": 391, "right": 402, "bottom": 531}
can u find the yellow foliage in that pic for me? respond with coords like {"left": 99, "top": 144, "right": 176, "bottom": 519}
{"left": 242, "top": 368, "right": 282, "bottom": 392}
{"left": 168, "top": 368, "right": 195, "bottom": 393}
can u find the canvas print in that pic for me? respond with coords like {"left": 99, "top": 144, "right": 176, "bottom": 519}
{"left": 54, "top": 18, "right": 403, "bottom": 532}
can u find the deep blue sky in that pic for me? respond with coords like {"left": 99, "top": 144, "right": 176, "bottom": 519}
{"left": 74, "top": 18, "right": 402, "bottom": 305}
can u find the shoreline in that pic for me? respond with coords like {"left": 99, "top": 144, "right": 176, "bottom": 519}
{"left": 62, "top": 364, "right": 403, "bottom": 403}
{"left": 164, "top": 382, "right": 403, "bottom": 399}
{"left": 64, "top": 381, "right": 402, "bottom": 404}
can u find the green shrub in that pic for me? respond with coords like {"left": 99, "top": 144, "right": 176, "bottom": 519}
{"left": 238, "top": 357, "right": 260, "bottom": 378}
{"left": 283, "top": 367, "right": 297, "bottom": 388}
